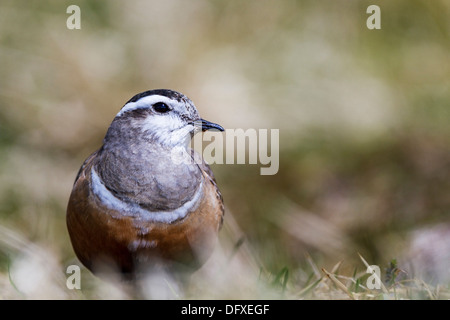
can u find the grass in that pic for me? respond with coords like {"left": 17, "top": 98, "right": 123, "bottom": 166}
{"left": 1, "top": 218, "right": 448, "bottom": 300}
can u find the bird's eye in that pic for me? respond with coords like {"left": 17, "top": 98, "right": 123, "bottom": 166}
{"left": 153, "top": 102, "right": 170, "bottom": 113}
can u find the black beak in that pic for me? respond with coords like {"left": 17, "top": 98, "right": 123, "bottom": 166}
{"left": 196, "top": 119, "right": 224, "bottom": 132}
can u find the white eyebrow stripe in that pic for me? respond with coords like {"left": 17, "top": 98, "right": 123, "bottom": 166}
{"left": 116, "top": 95, "right": 176, "bottom": 117}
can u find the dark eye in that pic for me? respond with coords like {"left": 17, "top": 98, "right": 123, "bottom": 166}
{"left": 153, "top": 102, "right": 170, "bottom": 113}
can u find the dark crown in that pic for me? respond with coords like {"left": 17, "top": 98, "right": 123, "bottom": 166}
{"left": 126, "top": 89, "right": 185, "bottom": 104}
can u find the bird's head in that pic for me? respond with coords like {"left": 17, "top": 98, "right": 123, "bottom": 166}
{"left": 105, "top": 89, "right": 224, "bottom": 148}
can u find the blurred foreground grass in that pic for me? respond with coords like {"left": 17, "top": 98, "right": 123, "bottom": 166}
{"left": 0, "top": 0, "right": 449, "bottom": 299}
{"left": 1, "top": 220, "right": 449, "bottom": 300}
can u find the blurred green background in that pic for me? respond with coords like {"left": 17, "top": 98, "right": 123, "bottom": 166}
{"left": 0, "top": 0, "right": 449, "bottom": 298}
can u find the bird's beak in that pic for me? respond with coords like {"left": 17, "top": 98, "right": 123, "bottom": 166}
{"left": 190, "top": 119, "right": 224, "bottom": 132}
{"left": 200, "top": 119, "right": 224, "bottom": 132}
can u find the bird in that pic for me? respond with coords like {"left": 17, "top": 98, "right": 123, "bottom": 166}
{"left": 66, "top": 89, "right": 225, "bottom": 280}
